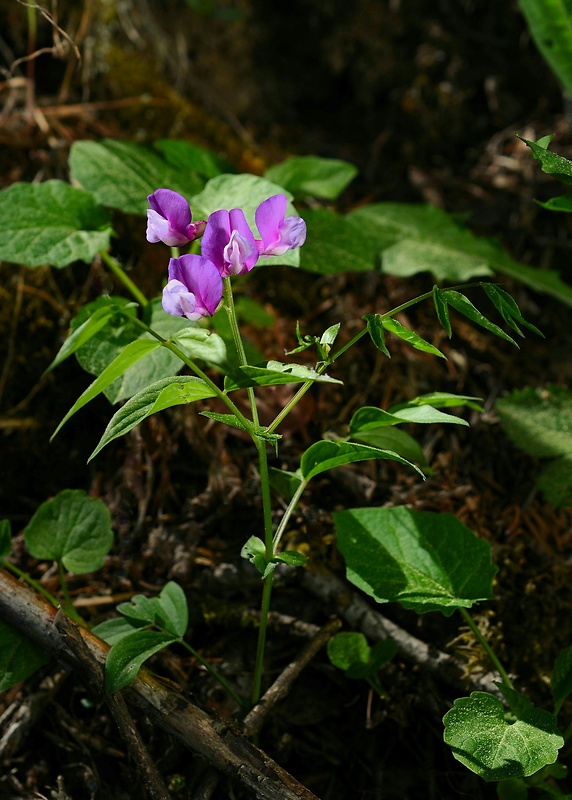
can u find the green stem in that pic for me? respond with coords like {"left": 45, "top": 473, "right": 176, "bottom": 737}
{"left": 459, "top": 607, "right": 514, "bottom": 689}
{"left": 99, "top": 250, "right": 149, "bottom": 308}
{"left": 272, "top": 478, "right": 309, "bottom": 550}
{"left": 178, "top": 638, "right": 245, "bottom": 708}
{"left": 223, "top": 278, "right": 259, "bottom": 426}
{"left": 251, "top": 436, "right": 276, "bottom": 707}
{"left": 3, "top": 561, "right": 61, "bottom": 608}
{"left": 57, "top": 561, "right": 84, "bottom": 625}
{"left": 127, "top": 315, "right": 256, "bottom": 436}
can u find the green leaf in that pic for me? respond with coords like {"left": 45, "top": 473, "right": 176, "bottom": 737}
{"left": 170, "top": 325, "right": 228, "bottom": 370}
{"left": 264, "top": 155, "right": 358, "bottom": 200}
{"left": 433, "top": 286, "right": 452, "bottom": 337}
{"left": 443, "top": 691, "right": 563, "bottom": 781}
{"left": 268, "top": 467, "right": 304, "bottom": 501}
{"left": 517, "top": 134, "right": 572, "bottom": 187}
{"left": 349, "top": 404, "right": 469, "bottom": 431}
{"left": 300, "top": 440, "right": 424, "bottom": 481}
{"left": 349, "top": 427, "right": 429, "bottom": 471}
{"left": 154, "top": 582, "right": 188, "bottom": 638}
{"left": 442, "top": 290, "right": 517, "bottom": 345}
{"left": 274, "top": 549, "right": 308, "bottom": 567}
{"left": 385, "top": 405, "right": 470, "bottom": 426}
{"left": 347, "top": 203, "right": 494, "bottom": 282}
{"left": 154, "top": 138, "right": 235, "bottom": 179}
{"left": 24, "top": 489, "right": 113, "bottom": 574}
{"left": 69, "top": 139, "right": 204, "bottom": 215}
{"left": 92, "top": 616, "right": 147, "bottom": 646}
{"left": 497, "top": 386, "right": 572, "bottom": 508}
{"left": 299, "top": 208, "right": 378, "bottom": 274}
{"left": 89, "top": 376, "right": 217, "bottom": 461}
{"left": 363, "top": 315, "right": 390, "bottom": 357}
{"left": 52, "top": 339, "right": 162, "bottom": 438}
{"left": 224, "top": 360, "right": 342, "bottom": 390}
{"left": 0, "top": 620, "right": 49, "bottom": 691}
{"left": 481, "top": 284, "right": 543, "bottom": 337}
{"left": 0, "top": 519, "right": 12, "bottom": 559}
{"left": 391, "top": 391, "right": 483, "bottom": 412}
{"left": 234, "top": 296, "right": 275, "bottom": 327}
{"left": 200, "top": 410, "right": 249, "bottom": 432}
{"left": 240, "top": 536, "right": 267, "bottom": 575}
{"left": 327, "top": 632, "right": 397, "bottom": 680}
{"left": 116, "top": 593, "right": 160, "bottom": 625}
{"left": 191, "top": 174, "right": 300, "bottom": 267}
{"left": 335, "top": 506, "right": 497, "bottom": 615}
{"left": 552, "top": 645, "right": 572, "bottom": 713}
{"left": 0, "top": 180, "right": 112, "bottom": 268}
{"left": 105, "top": 630, "right": 178, "bottom": 693}
{"left": 382, "top": 317, "right": 446, "bottom": 358}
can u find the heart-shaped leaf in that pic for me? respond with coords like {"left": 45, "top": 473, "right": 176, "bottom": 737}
{"left": 24, "top": 489, "right": 113, "bottom": 574}
{"left": 335, "top": 506, "right": 497, "bottom": 615}
{"left": 443, "top": 691, "right": 563, "bottom": 781}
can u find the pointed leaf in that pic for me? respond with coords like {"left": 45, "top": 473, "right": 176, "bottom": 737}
{"left": 24, "top": 489, "right": 113, "bottom": 574}
{"left": 443, "top": 290, "right": 517, "bottom": 345}
{"left": 52, "top": 339, "right": 162, "bottom": 438}
{"left": 433, "top": 285, "right": 452, "bottom": 337}
{"left": 443, "top": 691, "right": 563, "bottom": 781}
{"left": 0, "top": 620, "right": 49, "bottom": 691}
{"left": 105, "top": 630, "right": 178, "bottom": 693}
{"left": 0, "top": 180, "right": 112, "bottom": 268}
{"left": 300, "top": 440, "right": 424, "bottom": 481}
{"left": 89, "top": 376, "right": 216, "bottom": 461}
{"left": 268, "top": 467, "right": 304, "bottom": 501}
{"left": 349, "top": 427, "right": 429, "bottom": 470}
{"left": 155, "top": 582, "right": 188, "bottom": 638}
{"left": 273, "top": 550, "right": 308, "bottom": 567}
{"left": 92, "top": 616, "right": 147, "bottom": 646}
{"left": 363, "top": 314, "right": 391, "bottom": 357}
{"left": 481, "top": 283, "right": 543, "bottom": 337}
{"left": 335, "top": 506, "right": 497, "bottom": 615}
{"left": 47, "top": 301, "right": 136, "bottom": 373}
{"left": 224, "top": 360, "right": 342, "bottom": 390}
{"left": 391, "top": 392, "right": 483, "bottom": 412}
{"left": 382, "top": 317, "right": 446, "bottom": 357}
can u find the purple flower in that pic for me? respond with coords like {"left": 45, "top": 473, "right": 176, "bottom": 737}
{"left": 147, "top": 189, "right": 206, "bottom": 247}
{"left": 255, "top": 194, "right": 306, "bottom": 256}
{"left": 162, "top": 255, "right": 223, "bottom": 320}
{"left": 201, "top": 208, "right": 259, "bottom": 277}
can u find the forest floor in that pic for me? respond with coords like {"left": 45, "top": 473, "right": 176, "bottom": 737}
{"left": 1, "top": 2, "right": 572, "bottom": 799}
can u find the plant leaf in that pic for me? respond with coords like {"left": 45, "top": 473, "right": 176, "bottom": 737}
{"left": 349, "top": 427, "right": 429, "bottom": 471}
{"left": 70, "top": 139, "right": 204, "bottom": 215}
{"left": 154, "top": 139, "right": 235, "bottom": 179}
{"left": 0, "top": 181, "right": 112, "bottom": 268}
{"left": 92, "top": 616, "right": 147, "bottom": 646}
{"left": 335, "top": 506, "right": 497, "bottom": 615}
{"left": 89, "top": 376, "right": 216, "bottom": 461}
{"left": 443, "top": 691, "right": 563, "bottom": 781}
{"left": 105, "top": 630, "right": 178, "bottom": 694}
{"left": 363, "top": 314, "right": 391, "bottom": 357}
{"left": 442, "top": 290, "right": 517, "bottom": 345}
{"left": 300, "top": 441, "right": 424, "bottom": 481}
{"left": 433, "top": 286, "right": 452, "bottom": 337}
{"left": 224, "top": 360, "right": 342, "bottom": 390}
{"left": 154, "top": 582, "right": 188, "bottom": 638}
{"left": 264, "top": 155, "right": 358, "bottom": 200}
{"left": 0, "top": 620, "right": 49, "bottom": 691}
{"left": 24, "top": 489, "right": 113, "bottom": 574}
{"left": 52, "top": 339, "right": 162, "bottom": 438}
{"left": 299, "top": 208, "right": 379, "bottom": 274}
{"left": 382, "top": 317, "right": 446, "bottom": 358}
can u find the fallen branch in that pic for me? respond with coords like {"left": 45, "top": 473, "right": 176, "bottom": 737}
{"left": 0, "top": 569, "right": 319, "bottom": 800}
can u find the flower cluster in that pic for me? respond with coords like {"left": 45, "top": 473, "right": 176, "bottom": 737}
{"left": 147, "top": 189, "right": 306, "bottom": 321}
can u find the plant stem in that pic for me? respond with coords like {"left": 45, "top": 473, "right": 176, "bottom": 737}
{"left": 2, "top": 561, "right": 61, "bottom": 608}
{"left": 223, "top": 277, "right": 259, "bottom": 426}
{"left": 459, "top": 607, "right": 514, "bottom": 689}
{"left": 273, "top": 479, "right": 309, "bottom": 550}
{"left": 57, "top": 561, "right": 84, "bottom": 625}
{"left": 251, "top": 436, "right": 276, "bottom": 707}
{"left": 99, "top": 250, "right": 149, "bottom": 308}
{"left": 178, "top": 638, "right": 245, "bottom": 708}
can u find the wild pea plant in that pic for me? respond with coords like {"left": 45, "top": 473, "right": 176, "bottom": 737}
{"left": 0, "top": 137, "right": 570, "bottom": 797}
